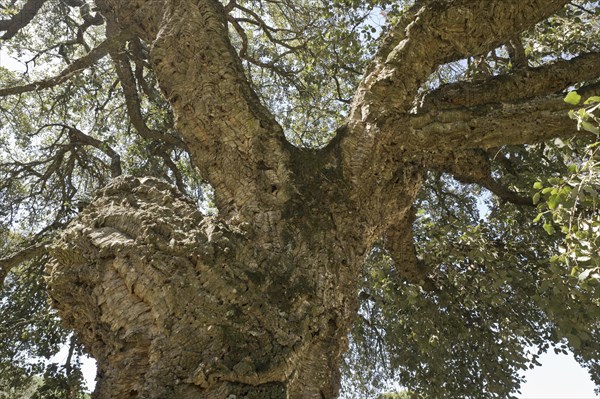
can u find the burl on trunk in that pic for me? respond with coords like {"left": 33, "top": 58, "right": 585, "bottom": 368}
{"left": 46, "top": 173, "right": 386, "bottom": 398}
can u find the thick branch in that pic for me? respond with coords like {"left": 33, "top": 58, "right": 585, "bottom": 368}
{"left": 340, "top": 0, "right": 569, "bottom": 192}
{"left": 429, "top": 149, "right": 533, "bottom": 206}
{"left": 101, "top": 0, "right": 294, "bottom": 222}
{"left": 108, "top": 35, "right": 185, "bottom": 148}
{"left": 410, "top": 92, "right": 596, "bottom": 151}
{"left": 0, "top": 241, "right": 48, "bottom": 286}
{"left": 422, "top": 51, "right": 600, "bottom": 111}
{"left": 349, "top": 0, "right": 569, "bottom": 121}
{"left": 0, "top": 0, "right": 47, "bottom": 39}
{"left": 0, "top": 36, "right": 123, "bottom": 97}
{"left": 384, "top": 212, "right": 435, "bottom": 291}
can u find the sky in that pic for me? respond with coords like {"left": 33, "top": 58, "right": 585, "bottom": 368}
{"left": 0, "top": 46, "right": 25, "bottom": 72}
{"left": 519, "top": 351, "right": 597, "bottom": 399}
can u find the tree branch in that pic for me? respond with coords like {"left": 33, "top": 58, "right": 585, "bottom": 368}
{"left": 340, "top": 0, "right": 570, "bottom": 192}
{"left": 421, "top": 51, "right": 600, "bottom": 111}
{"left": 153, "top": 146, "right": 186, "bottom": 193}
{"left": 349, "top": 0, "right": 569, "bottom": 121}
{"left": 383, "top": 211, "right": 435, "bottom": 291}
{"left": 429, "top": 149, "right": 533, "bottom": 206}
{"left": 0, "top": 36, "right": 124, "bottom": 97}
{"left": 58, "top": 124, "right": 122, "bottom": 177}
{"left": 107, "top": 34, "right": 185, "bottom": 148}
{"left": 0, "top": 241, "right": 48, "bottom": 286}
{"left": 101, "top": 0, "right": 295, "bottom": 221}
{"left": 410, "top": 91, "right": 598, "bottom": 151}
{"left": 507, "top": 35, "right": 528, "bottom": 68}
{"left": 0, "top": 0, "right": 47, "bottom": 39}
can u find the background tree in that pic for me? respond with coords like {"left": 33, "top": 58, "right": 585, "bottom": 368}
{"left": 0, "top": 0, "right": 599, "bottom": 398}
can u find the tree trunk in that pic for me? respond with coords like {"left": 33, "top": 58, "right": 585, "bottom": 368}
{"left": 44, "top": 0, "right": 585, "bottom": 397}
{"left": 47, "top": 173, "right": 380, "bottom": 398}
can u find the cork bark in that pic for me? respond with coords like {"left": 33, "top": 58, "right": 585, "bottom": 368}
{"left": 44, "top": 0, "right": 592, "bottom": 397}
{"left": 48, "top": 166, "right": 364, "bottom": 399}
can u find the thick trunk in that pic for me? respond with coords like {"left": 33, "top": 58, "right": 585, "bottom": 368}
{"left": 47, "top": 176, "right": 369, "bottom": 398}
{"left": 43, "top": 1, "right": 583, "bottom": 397}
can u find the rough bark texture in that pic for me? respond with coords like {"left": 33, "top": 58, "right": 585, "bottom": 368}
{"left": 48, "top": 175, "right": 365, "bottom": 398}
{"left": 44, "top": 0, "right": 596, "bottom": 397}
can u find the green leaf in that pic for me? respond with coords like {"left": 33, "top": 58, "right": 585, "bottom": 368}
{"left": 583, "top": 96, "right": 600, "bottom": 105}
{"left": 580, "top": 121, "right": 600, "bottom": 134}
{"left": 567, "top": 334, "right": 582, "bottom": 349}
{"left": 547, "top": 195, "right": 559, "bottom": 209}
{"left": 543, "top": 222, "right": 556, "bottom": 235}
{"left": 568, "top": 109, "right": 577, "bottom": 119}
{"left": 533, "top": 182, "right": 543, "bottom": 190}
{"left": 542, "top": 187, "right": 553, "bottom": 194}
{"left": 564, "top": 91, "right": 582, "bottom": 105}
{"left": 570, "top": 267, "right": 579, "bottom": 277}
